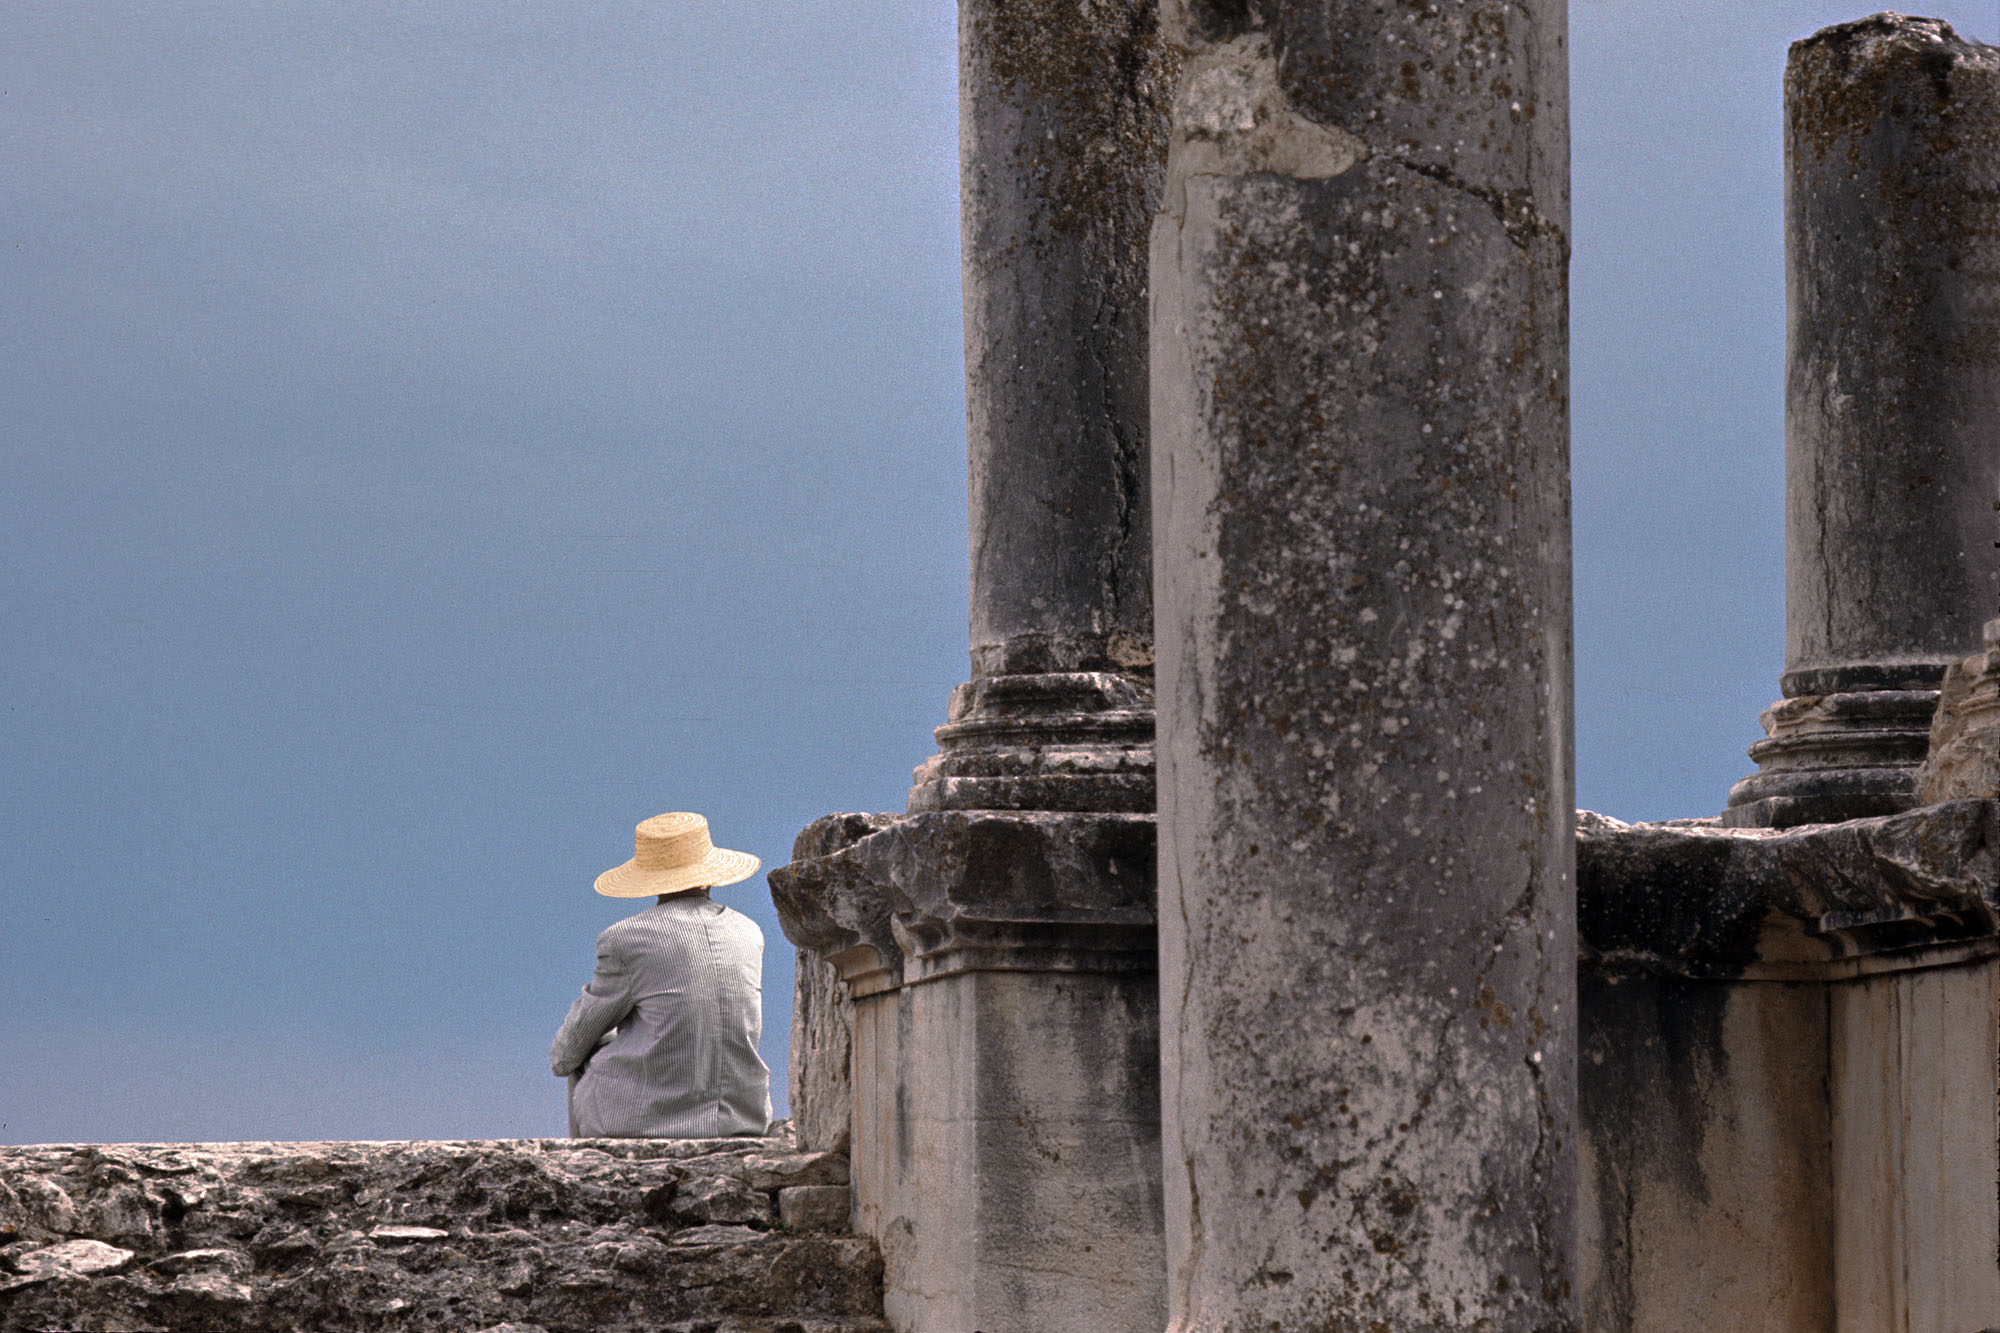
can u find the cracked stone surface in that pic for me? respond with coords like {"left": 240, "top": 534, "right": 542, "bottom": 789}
{"left": 915, "top": 0, "right": 1174, "bottom": 823}
{"left": 787, "top": 947, "right": 855, "bottom": 1156}
{"left": 773, "top": 806, "right": 1164, "bottom": 1331}
{"left": 0, "top": 1130, "right": 879, "bottom": 1333}
{"left": 960, "top": 0, "right": 1173, "bottom": 681}
{"left": 1149, "top": 0, "right": 1575, "bottom": 1327}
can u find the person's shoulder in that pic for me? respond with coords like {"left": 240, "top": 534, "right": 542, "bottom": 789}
{"left": 596, "top": 907, "right": 657, "bottom": 946}
{"left": 713, "top": 902, "right": 764, "bottom": 939}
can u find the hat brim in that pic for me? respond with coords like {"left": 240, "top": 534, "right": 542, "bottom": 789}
{"left": 594, "top": 846, "right": 761, "bottom": 898}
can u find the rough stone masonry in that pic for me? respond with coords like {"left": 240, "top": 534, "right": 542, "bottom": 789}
{"left": 0, "top": 1130, "right": 883, "bottom": 1333}
{"left": 1149, "top": 0, "right": 1577, "bottom": 1327}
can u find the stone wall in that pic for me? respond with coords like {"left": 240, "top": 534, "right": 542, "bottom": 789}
{"left": 0, "top": 1129, "right": 883, "bottom": 1333}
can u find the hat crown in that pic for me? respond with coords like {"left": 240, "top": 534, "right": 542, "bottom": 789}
{"left": 634, "top": 812, "right": 714, "bottom": 871}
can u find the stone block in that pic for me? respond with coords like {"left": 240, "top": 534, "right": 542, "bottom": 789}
{"left": 1, "top": 1175, "right": 78, "bottom": 1239}
{"left": 1918, "top": 630, "right": 2000, "bottom": 804}
{"left": 788, "top": 948, "right": 853, "bottom": 1155}
{"left": 369, "top": 1224, "right": 450, "bottom": 1242}
{"left": 778, "top": 1186, "right": 851, "bottom": 1234}
{"left": 2, "top": 1238, "right": 133, "bottom": 1288}
{"left": 1580, "top": 973, "right": 1834, "bottom": 1330}
{"left": 148, "top": 1247, "right": 250, "bottom": 1277}
{"left": 1578, "top": 801, "right": 2000, "bottom": 977}
{"left": 1830, "top": 962, "right": 2000, "bottom": 1327}
{"left": 774, "top": 808, "right": 1163, "bottom": 1333}
{"left": 742, "top": 1152, "right": 847, "bottom": 1193}
{"left": 166, "top": 1269, "right": 253, "bottom": 1304}
{"left": 665, "top": 1223, "right": 765, "bottom": 1248}
{"left": 79, "top": 1183, "right": 154, "bottom": 1240}
{"left": 1581, "top": 805, "right": 2000, "bottom": 1325}
{"left": 671, "top": 1173, "right": 775, "bottom": 1229}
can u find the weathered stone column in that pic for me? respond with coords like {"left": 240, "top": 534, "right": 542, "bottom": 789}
{"left": 772, "top": 3, "right": 1177, "bottom": 1330}
{"left": 907, "top": 0, "right": 1174, "bottom": 816}
{"left": 1150, "top": 1, "right": 1576, "bottom": 1328}
{"left": 1726, "top": 16, "right": 2000, "bottom": 828}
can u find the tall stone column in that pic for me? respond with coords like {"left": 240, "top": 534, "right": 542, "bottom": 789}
{"left": 906, "top": 0, "right": 1172, "bottom": 817}
{"left": 1151, "top": 0, "right": 1576, "bottom": 1328}
{"left": 772, "top": 2, "right": 1177, "bottom": 1330}
{"left": 1725, "top": 15, "right": 2000, "bottom": 828}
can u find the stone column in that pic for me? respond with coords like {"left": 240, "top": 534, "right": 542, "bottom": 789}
{"left": 907, "top": 0, "right": 1174, "bottom": 816}
{"left": 1150, "top": 0, "right": 1576, "bottom": 1328}
{"left": 1725, "top": 16, "right": 2000, "bottom": 828}
{"left": 772, "top": 3, "right": 1177, "bottom": 1330}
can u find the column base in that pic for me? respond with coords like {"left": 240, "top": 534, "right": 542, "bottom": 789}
{"left": 1722, "top": 680, "right": 1941, "bottom": 828}
{"left": 906, "top": 671, "right": 1155, "bottom": 813}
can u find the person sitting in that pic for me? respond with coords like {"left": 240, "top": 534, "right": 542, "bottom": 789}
{"left": 550, "top": 811, "right": 772, "bottom": 1138}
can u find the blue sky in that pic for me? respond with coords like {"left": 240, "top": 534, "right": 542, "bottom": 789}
{"left": 4, "top": 1, "right": 1990, "bottom": 1144}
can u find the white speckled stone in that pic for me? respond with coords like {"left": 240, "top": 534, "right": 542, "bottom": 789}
{"left": 1150, "top": 0, "right": 1576, "bottom": 1327}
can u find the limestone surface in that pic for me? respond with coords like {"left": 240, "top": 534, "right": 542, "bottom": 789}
{"left": 960, "top": 0, "right": 1173, "bottom": 679}
{"left": 787, "top": 949, "right": 855, "bottom": 1155}
{"left": 1782, "top": 13, "right": 2000, "bottom": 690}
{"left": 773, "top": 807, "right": 1164, "bottom": 1333}
{"left": 1149, "top": 0, "right": 1576, "bottom": 1326}
{"left": 1918, "top": 623, "right": 2000, "bottom": 804}
{"left": 0, "top": 1131, "right": 884, "bottom": 1333}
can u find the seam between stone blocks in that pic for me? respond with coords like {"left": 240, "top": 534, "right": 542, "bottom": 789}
{"left": 1170, "top": 152, "right": 1560, "bottom": 260}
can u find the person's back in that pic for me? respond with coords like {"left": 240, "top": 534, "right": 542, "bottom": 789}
{"left": 551, "top": 812, "right": 772, "bottom": 1138}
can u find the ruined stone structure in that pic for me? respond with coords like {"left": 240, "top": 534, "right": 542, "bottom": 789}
{"left": 768, "top": 1, "right": 1177, "bottom": 1330}
{"left": 1920, "top": 618, "right": 2000, "bottom": 804}
{"left": 1577, "top": 801, "right": 2000, "bottom": 1330}
{"left": 1581, "top": 32, "right": 2000, "bottom": 1325}
{"left": 779, "top": 8, "right": 2000, "bottom": 1333}
{"left": 0, "top": 1129, "right": 884, "bottom": 1333}
{"left": 11, "top": 9, "right": 2000, "bottom": 1333}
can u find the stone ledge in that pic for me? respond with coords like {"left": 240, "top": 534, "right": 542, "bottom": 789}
{"left": 0, "top": 1130, "right": 884, "bottom": 1333}
{"left": 770, "top": 809, "right": 1157, "bottom": 991}
{"left": 1579, "top": 799, "right": 2000, "bottom": 979}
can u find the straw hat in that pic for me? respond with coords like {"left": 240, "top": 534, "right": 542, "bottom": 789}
{"left": 594, "top": 812, "right": 761, "bottom": 899}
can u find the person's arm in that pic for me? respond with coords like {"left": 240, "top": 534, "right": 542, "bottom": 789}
{"left": 550, "top": 933, "right": 634, "bottom": 1077}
